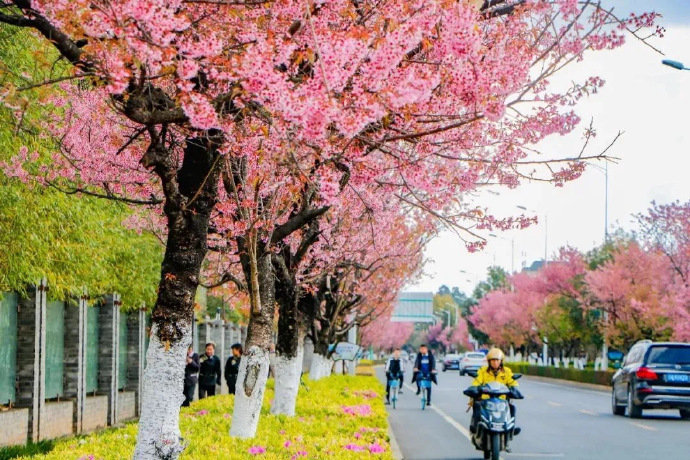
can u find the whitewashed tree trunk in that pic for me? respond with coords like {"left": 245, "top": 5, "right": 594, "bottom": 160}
{"left": 270, "top": 339, "right": 304, "bottom": 417}
{"left": 309, "top": 353, "right": 332, "bottom": 381}
{"left": 134, "top": 323, "right": 190, "bottom": 460}
{"left": 302, "top": 338, "right": 314, "bottom": 374}
{"left": 230, "top": 345, "right": 270, "bottom": 438}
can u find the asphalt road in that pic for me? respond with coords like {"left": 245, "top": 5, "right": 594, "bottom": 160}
{"left": 376, "top": 363, "right": 690, "bottom": 460}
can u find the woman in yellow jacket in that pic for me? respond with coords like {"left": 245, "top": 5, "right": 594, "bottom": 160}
{"left": 468, "top": 348, "right": 521, "bottom": 435}
{"left": 471, "top": 348, "right": 518, "bottom": 390}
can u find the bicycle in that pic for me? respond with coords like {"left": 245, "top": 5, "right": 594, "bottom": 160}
{"left": 418, "top": 374, "right": 432, "bottom": 410}
{"left": 388, "top": 374, "right": 402, "bottom": 409}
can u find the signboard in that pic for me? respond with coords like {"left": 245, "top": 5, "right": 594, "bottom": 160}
{"left": 330, "top": 342, "right": 361, "bottom": 361}
{"left": 391, "top": 292, "right": 435, "bottom": 323}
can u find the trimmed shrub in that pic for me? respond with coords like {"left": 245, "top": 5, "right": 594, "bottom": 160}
{"left": 508, "top": 362, "right": 614, "bottom": 386}
{"left": 356, "top": 362, "right": 375, "bottom": 376}
{"left": 13, "top": 376, "right": 392, "bottom": 459}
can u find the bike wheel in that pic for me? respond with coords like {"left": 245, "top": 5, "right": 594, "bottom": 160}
{"left": 491, "top": 433, "right": 501, "bottom": 460}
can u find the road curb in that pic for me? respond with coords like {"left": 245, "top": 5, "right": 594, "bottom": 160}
{"left": 375, "top": 365, "right": 404, "bottom": 459}
{"left": 388, "top": 424, "right": 403, "bottom": 460}
{"left": 524, "top": 374, "right": 610, "bottom": 392}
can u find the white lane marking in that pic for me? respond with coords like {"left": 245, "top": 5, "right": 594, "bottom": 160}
{"left": 430, "top": 402, "right": 473, "bottom": 441}
{"left": 630, "top": 422, "right": 658, "bottom": 431}
{"left": 578, "top": 409, "right": 598, "bottom": 416}
{"left": 547, "top": 401, "right": 562, "bottom": 407}
{"left": 507, "top": 454, "right": 565, "bottom": 458}
{"left": 403, "top": 382, "right": 472, "bottom": 442}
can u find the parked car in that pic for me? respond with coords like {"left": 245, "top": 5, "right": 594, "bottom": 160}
{"left": 611, "top": 340, "right": 690, "bottom": 419}
{"left": 442, "top": 354, "right": 461, "bottom": 371}
{"left": 459, "top": 352, "right": 488, "bottom": 376}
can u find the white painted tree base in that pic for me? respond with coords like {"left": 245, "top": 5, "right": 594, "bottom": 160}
{"left": 271, "top": 345, "right": 304, "bottom": 416}
{"left": 230, "top": 346, "right": 269, "bottom": 438}
{"left": 309, "top": 354, "right": 333, "bottom": 381}
{"left": 133, "top": 324, "right": 190, "bottom": 460}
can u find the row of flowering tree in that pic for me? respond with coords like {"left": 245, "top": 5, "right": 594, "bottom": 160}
{"left": 470, "top": 200, "right": 690, "bottom": 357}
{"left": 0, "top": 0, "right": 660, "bottom": 458}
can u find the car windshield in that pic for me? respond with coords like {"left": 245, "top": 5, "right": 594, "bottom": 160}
{"left": 646, "top": 346, "right": 690, "bottom": 365}
{"left": 466, "top": 353, "right": 485, "bottom": 359}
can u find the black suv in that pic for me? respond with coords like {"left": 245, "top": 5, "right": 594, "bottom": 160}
{"left": 612, "top": 340, "right": 690, "bottom": 419}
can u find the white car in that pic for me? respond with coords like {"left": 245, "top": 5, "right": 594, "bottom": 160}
{"left": 459, "top": 351, "right": 487, "bottom": 376}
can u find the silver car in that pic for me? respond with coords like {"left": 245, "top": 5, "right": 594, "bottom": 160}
{"left": 459, "top": 351, "right": 487, "bottom": 376}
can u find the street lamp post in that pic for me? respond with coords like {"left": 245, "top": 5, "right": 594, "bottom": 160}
{"left": 588, "top": 161, "right": 612, "bottom": 369}
{"left": 587, "top": 162, "right": 609, "bottom": 243}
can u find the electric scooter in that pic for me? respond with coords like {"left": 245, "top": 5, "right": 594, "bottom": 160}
{"left": 463, "top": 375, "right": 524, "bottom": 460}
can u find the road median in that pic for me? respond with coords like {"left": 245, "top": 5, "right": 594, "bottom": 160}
{"left": 522, "top": 374, "right": 610, "bottom": 392}
{"left": 2, "top": 375, "right": 394, "bottom": 459}
{"left": 509, "top": 362, "right": 614, "bottom": 388}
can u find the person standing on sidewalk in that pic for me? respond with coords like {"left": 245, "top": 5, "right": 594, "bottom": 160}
{"left": 225, "top": 343, "right": 243, "bottom": 394}
{"left": 385, "top": 348, "right": 405, "bottom": 405}
{"left": 182, "top": 346, "right": 199, "bottom": 407}
{"left": 198, "top": 342, "right": 221, "bottom": 399}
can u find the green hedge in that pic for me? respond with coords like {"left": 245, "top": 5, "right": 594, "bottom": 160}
{"left": 508, "top": 362, "right": 614, "bottom": 386}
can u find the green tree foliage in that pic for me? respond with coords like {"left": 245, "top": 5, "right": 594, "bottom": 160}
{"left": 204, "top": 295, "right": 244, "bottom": 325}
{"left": 432, "top": 293, "right": 457, "bottom": 328}
{"left": 0, "top": 26, "right": 162, "bottom": 308}
{"left": 472, "top": 266, "right": 508, "bottom": 300}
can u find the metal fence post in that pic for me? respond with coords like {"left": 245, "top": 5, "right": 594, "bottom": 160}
{"left": 98, "top": 293, "right": 120, "bottom": 426}
{"left": 15, "top": 279, "right": 47, "bottom": 442}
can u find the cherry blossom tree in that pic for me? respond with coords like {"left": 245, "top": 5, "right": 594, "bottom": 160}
{"left": 267, "top": 186, "right": 424, "bottom": 413}
{"left": 0, "top": 0, "right": 660, "bottom": 455}
{"left": 585, "top": 241, "right": 687, "bottom": 348}
{"left": 360, "top": 317, "right": 414, "bottom": 351}
{"left": 470, "top": 248, "right": 586, "bottom": 350}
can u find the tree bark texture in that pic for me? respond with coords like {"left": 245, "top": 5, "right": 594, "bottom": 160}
{"left": 133, "top": 324, "right": 190, "bottom": 459}
{"left": 134, "top": 137, "right": 220, "bottom": 459}
{"left": 230, "top": 251, "right": 275, "bottom": 438}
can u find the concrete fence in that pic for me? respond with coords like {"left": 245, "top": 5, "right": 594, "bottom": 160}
{"left": 0, "top": 282, "right": 246, "bottom": 448}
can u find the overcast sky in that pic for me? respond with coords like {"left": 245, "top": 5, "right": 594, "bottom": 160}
{"left": 409, "top": 1, "right": 690, "bottom": 294}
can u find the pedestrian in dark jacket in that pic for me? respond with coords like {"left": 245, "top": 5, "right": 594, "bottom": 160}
{"left": 411, "top": 344, "right": 437, "bottom": 406}
{"left": 182, "top": 346, "right": 200, "bottom": 407}
{"left": 198, "top": 343, "right": 221, "bottom": 399}
{"left": 225, "top": 343, "right": 243, "bottom": 394}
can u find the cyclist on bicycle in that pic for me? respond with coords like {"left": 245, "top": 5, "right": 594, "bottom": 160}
{"left": 385, "top": 348, "right": 404, "bottom": 405}
{"left": 412, "top": 344, "right": 437, "bottom": 406}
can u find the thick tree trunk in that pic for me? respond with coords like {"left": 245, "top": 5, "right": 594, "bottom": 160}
{"left": 134, "top": 137, "right": 219, "bottom": 459}
{"left": 271, "top": 277, "right": 305, "bottom": 416}
{"left": 272, "top": 327, "right": 305, "bottom": 416}
{"left": 230, "top": 252, "right": 274, "bottom": 438}
{"left": 133, "top": 324, "right": 190, "bottom": 459}
{"left": 309, "top": 353, "right": 333, "bottom": 381}
{"left": 133, "top": 214, "right": 209, "bottom": 459}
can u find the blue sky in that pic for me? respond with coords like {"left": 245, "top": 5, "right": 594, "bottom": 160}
{"left": 611, "top": 0, "right": 690, "bottom": 25}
